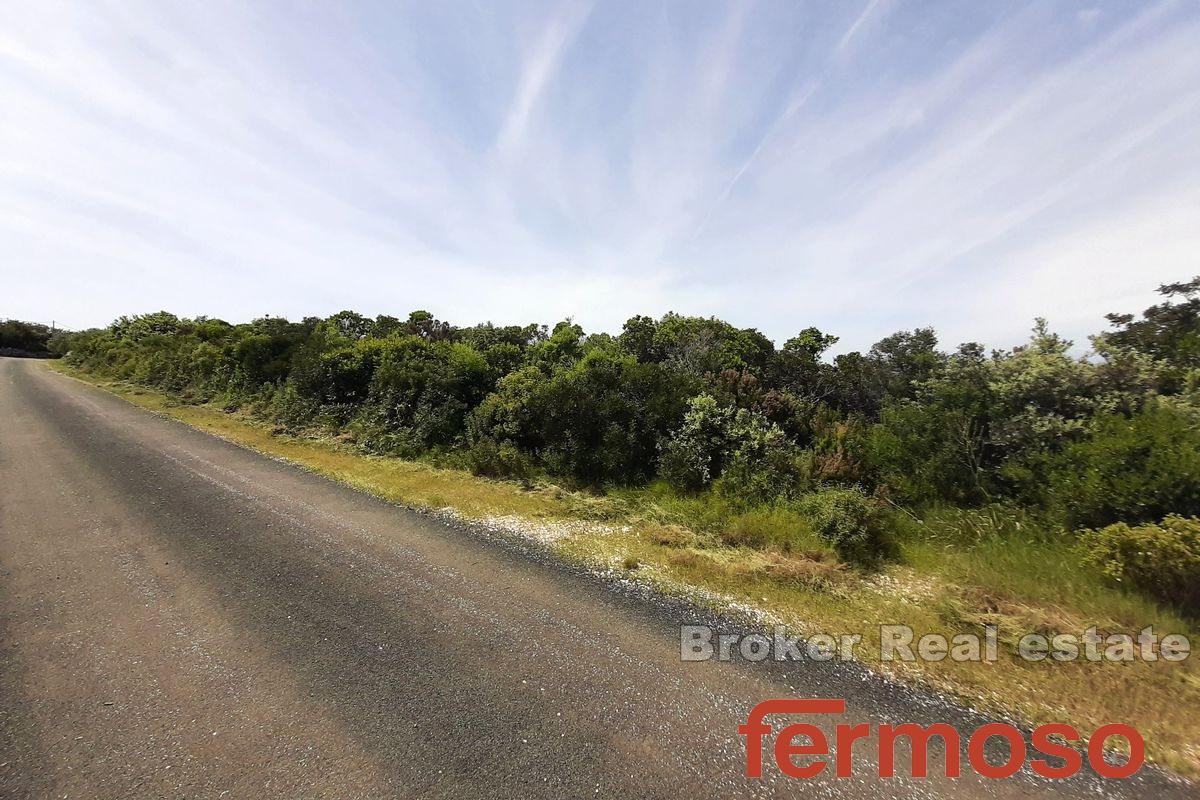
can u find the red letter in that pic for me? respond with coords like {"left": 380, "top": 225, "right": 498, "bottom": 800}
{"left": 1088, "top": 724, "right": 1144, "bottom": 779}
{"left": 739, "top": 709, "right": 772, "bottom": 777}
{"left": 967, "top": 723, "right": 1026, "bottom": 779}
{"left": 739, "top": 699, "right": 845, "bottom": 778}
{"left": 1030, "top": 723, "right": 1082, "bottom": 779}
{"left": 835, "top": 723, "right": 871, "bottom": 777}
{"left": 775, "top": 724, "right": 828, "bottom": 778}
{"left": 878, "top": 723, "right": 960, "bottom": 778}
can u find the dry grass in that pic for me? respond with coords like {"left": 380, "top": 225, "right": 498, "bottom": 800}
{"left": 53, "top": 362, "right": 1200, "bottom": 777}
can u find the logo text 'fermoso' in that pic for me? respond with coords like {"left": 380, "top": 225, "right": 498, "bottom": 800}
{"left": 741, "top": 699, "right": 1143, "bottom": 780}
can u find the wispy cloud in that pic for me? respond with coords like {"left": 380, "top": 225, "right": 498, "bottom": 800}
{"left": 496, "top": 1, "right": 592, "bottom": 156}
{"left": 834, "top": 0, "right": 891, "bottom": 58}
{"left": 1, "top": 1, "right": 1197, "bottom": 353}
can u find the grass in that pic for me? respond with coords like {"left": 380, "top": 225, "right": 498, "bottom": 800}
{"left": 51, "top": 362, "right": 1200, "bottom": 777}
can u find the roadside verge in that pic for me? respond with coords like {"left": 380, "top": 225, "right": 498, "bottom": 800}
{"left": 47, "top": 362, "right": 1200, "bottom": 778}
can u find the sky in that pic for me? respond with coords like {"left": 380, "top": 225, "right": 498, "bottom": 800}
{"left": 2, "top": 0, "right": 1199, "bottom": 354}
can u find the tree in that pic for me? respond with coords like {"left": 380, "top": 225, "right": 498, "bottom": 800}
{"left": 529, "top": 320, "right": 585, "bottom": 371}
{"left": 1106, "top": 276, "right": 1200, "bottom": 369}
{"left": 110, "top": 312, "right": 183, "bottom": 341}
{"left": 405, "top": 310, "right": 453, "bottom": 342}
{"left": 652, "top": 313, "right": 774, "bottom": 377}
{"left": 986, "top": 319, "right": 1096, "bottom": 467}
{"left": 867, "top": 343, "right": 992, "bottom": 504}
{"left": 769, "top": 327, "right": 838, "bottom": 400}
{"left": 323, "top": 310, "right": 373, "bottom": 340}
{"left": 868, "top": 327, "right": 944, "bottom": 402}
{"left": 619, "top": 315, "right": 661, "bottom": 362}
{"left": 0, "top": 319, "right": 55, "bottom": 355}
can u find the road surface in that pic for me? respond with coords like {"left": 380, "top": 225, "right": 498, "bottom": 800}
{"left": 0, "top": 358, "right": 1191, "bottom": 799}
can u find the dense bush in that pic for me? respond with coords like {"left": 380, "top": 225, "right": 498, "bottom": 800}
{"left": 865, "top": 342, "right": 993, "bottom": 505}
{"left": 263, "top": 383, "right": 322, "bottom": 429}
{"left": 468, "top": 348, "right": 695, "bottom": 486}
{"left": 1044, "top": 401, "right": 1200, "bottom": 527}
{"left": 45, "top": 276, "right": 1200, "bottom": 601}
{"left": 1081, "top": 516, "right": 1200, "bottom": 615}
{"left": 464, "top": 439, "right": 535, "bottom": 485}
{"left": 714, "top": 415, "right": 807, "bottom": 505}
{"left": 659, "top": 395, "right": 738, "bottom": 491}
{"left": 0, "top": 319, "right": 56, "bottom": 355}
{"left": 798, "top": 487, "right": 887, "bottom": 565}
{"left": 367, "top": 338, "right": 493, "bottom": 449}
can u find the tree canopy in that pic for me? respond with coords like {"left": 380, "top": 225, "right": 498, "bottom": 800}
{"left": 51, "top": 276, "right": 1200, "bottom": 531}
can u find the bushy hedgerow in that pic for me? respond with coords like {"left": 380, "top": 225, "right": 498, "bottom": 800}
{"left": 470, "top": 349, "right": 695, "bottom": 486}
{"left": 1044, "top": 401, "right": 1200, "bottom": 527}
{"left": 366, "top": 338, "right": 493, "bottom": 449}
{"left": 0, "top": 319, "right": 54, "bottom": 355}
{"left": 1080, "top": 515, "right": 1200, "bottom": 615}
{"left": 44, "top": 278, "right": 1200, "bottom": 588}
{"left": 261, "top": 383, "right": 321, "bottom": 430}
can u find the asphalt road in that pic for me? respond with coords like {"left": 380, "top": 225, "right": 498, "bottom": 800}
{"left": 0, "top": 357, "right": 1192, "bottom": 799}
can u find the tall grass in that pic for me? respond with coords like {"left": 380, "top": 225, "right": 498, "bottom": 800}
{"left": 614, "top": 481, "right": 834, "bottom": 556}
{"left": 902, "top": 505, "right": 1191, "bottom": 632}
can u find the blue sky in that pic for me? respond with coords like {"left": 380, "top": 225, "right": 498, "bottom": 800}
{"left": 2, "top": 1, "right": 1199, "bottom": 353}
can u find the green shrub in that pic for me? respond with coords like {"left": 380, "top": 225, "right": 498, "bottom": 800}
{"left": 1080, "top": 515, "right": 1200, "bottom": 615}
{"left": 471, "top": 350, "right": 694, "bottom": 487}
{"left": 464, "top": 439, "right": 535, "bottom": 485}
{"left": 0, "top": 318, "right": 54, "bottom": 355}
{"left": 715, "top": 418, "right": 807, "bottom": 505}
{"left": 659, "top": 394, "right": 735, "bottom": 491}
{"left": 366, "top": 338, "right": 493, "bottom": 449}
{"left": 294, "top": 339, "right": 385, "bottom": 404}
{"left": 798, "top": 487, "right": 887, "bottom": 565}
{"left": 345, "top": 416, "right": 424, "bottom": 457}
{"left": 866, "top": 402, "right": 988, "bottom": 506}
{"left": 1045, "top": 401, "right": 1200, "bottom": 527}
{"left": 266, "top": 383, "right": 321, "bottom": 429}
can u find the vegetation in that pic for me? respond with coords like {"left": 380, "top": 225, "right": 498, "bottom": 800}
{"left": 53, "top": 356, "right": 1200, "bottom": 775}
{"left": 1081, "top": 516, "right": 1200, "bottom": 615}
{"left": 30, "top": 275, "right": 1200, "bottom": 772}
{"left": 45, "top": 277, "right": 1199, "bottom": 566}
{"left": 0, "top": 319, "right": 61, "bottom": 356}
{"left": 797, "top": 486, "right": 890, "bottom": 565}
